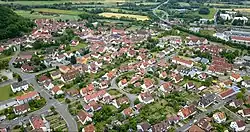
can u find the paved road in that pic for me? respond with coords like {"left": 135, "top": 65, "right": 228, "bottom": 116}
{"left": 152, "top": 0, "right": 170, "bottom": 23}
{"left": 110, "top": 75, "right": 137, "bottom": 107}
{"left": 2, "top": 45, "right": 78, "bottom": 131}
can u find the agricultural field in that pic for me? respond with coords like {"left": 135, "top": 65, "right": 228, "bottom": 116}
{"left": 0, "top": 0, "right": 142, "bottom": 5}
{"left": 46, "top": 113, "right": 68, "bottom": 131}
{"left": 99, "top": 12, "right": 149, "bottom": 21}
{"left": 32, "top": 8, "right": 84, "bottom": 15}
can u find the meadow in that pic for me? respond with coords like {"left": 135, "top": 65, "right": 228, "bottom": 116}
{"left": 16, "top": 10, "right": 80, "bottom": 20}
{"left": 99, "top": 12, "right": 149, "bottom": 21}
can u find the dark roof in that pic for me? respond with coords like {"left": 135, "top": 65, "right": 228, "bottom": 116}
{"left": 152, "top": 120, "right": 169, "bottom": 132}
{"left": 11, "top": 81, "right": 29, "bottom": 89}
{"left": 198, "top": 94, "right": 216, "bottom": 107}
{"left": 138, "top": 122, "right": 151, "bottom": 131}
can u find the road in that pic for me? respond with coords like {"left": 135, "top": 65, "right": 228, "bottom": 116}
{"left": 152, "top": 0, "right": 170, "bottom": 22}
{"left": 2, "top": 45, "right": 78, "bottom": 131}
{"left": 110, "top": 75, "right": 137, "bottom": 107}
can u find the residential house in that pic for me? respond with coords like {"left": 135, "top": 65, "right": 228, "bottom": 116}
{"left": 178, "top": 105, "right": 196, "bottom": 119}
{"left": 137, "top": 122, "right": 151, "bottom": 132}
{"left": 198, "top": 93, "right": 216, "bottom": 108}
{"left": 138, "top": 92, "right": 154, "bottom": 104}
{"left": 61, "top": 70, "right": 79, "bottom": 83}
{"left": 238, "top": 108, "right": 250, "bottom": 117}
{"left": 186, "top": 36, "right": 208, "bottom": 45}
{"left": 230, "top": 120, "right": 246, "bottom": 132}
{"left": 11, "top": 81, "right": 29, "bottom": 93}
{"left": 172, "top": 74, "right": 183, "bottom": 83}
{"left": 229, "top": 99, "right": 243, "bottom": 108}
{"left": 141, "top": 78, "right": 154, "bottom": 92}
{"left": 118, "top": 79, "right": 128, "bottom": 88}
{"left": 13, "top": 103, "right": 30, "bottom": 115}
{"left": 21, "top": 64, "right": 34, "bottom": 72}
{"left": 16, "top": 91, "right": 40, "bottom": 104}
{"left": 242, "top": 80, "right": 250, "bottom": 88}
{"left": 185, "top": 82, "right": 195, "bottom": 90}
{"left": 77, "top": 110, "right": 92, "bottom": 125}
{"left": 230, "top": 73, "right": 243, "bottom": 82}
{"left": 197, "top": 117, "right": 212, "bottom": 131}
{"left": 151, "top": 120, "right": 170, "bottom": 132}
{"left": 159, "top": 71, "right": 167, "bottom": 79}
{"left": 59, "top": 65, "right": 71, "bottom": 74}
{"left": 29, "top": 115, "right": 50, "bottom": 131}
{"left": 213, "top": 112, "right": 226, "bottom": 123}
{"left": 51, "top": 86, "right": 64, "bottom": 95}
{"left": 159, "top": 82, "right": 173, "bottom": 94}
{"left": 80, "top": 84, "right": 95, "bottom": 97}
{"left": 112, "top": 97, "right": 129, "bottom": 108}
{"left": 188, "top": 125, "right": 205, "bottom": 132}
{"left": 172, "top": 56, "right": 194, "bottom": 68}
{"left": 43, "top": 80, "right": 54, "bottom": 90}
{"left": 219, "top": 88, "right": 237, "bottom": 100}
{"left": 50, "top": 71, "right": 61, "bottom": 80}
{"left": 38, "top": 75, "right": 50, "bottom": 84}
{"left": 82, "top": 124, "right": 95, "bottom": 132}
{"left": 122, "top": 107, "right": 133, "bottom": 117}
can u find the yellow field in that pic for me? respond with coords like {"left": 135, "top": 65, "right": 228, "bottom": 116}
{"left": 99, "top": 12, "right": 149, "bottom": 21}
{"left": 232, "top": 8, "right": 250, "bottom": 12}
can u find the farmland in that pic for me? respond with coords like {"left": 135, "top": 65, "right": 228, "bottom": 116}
{"left": 0, "top": 0, "right": 142, "bottom": 5}
{"left": 32, "top": 8, "right": 85, "bottom": 15}
{"left": 99, "top": 12, "right": 149, "bottom": 21}
{"left": 16, "top": 10, "right": 80, "bottom": 20}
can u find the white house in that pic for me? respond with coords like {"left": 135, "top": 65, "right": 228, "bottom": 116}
{"left": 11, "top": 81, "right": 29, "bottom": 93}
{"left": 213, "top": 112, "right": 226, "bottom": 123}
{"left": 230, "top": 120, "right": 246, "bottom": 132}
{"left": 77, "top": 111, "right": 92, "bottom": 125}
{"left": 230, "top": 73, "right": 243, "bottom": 82}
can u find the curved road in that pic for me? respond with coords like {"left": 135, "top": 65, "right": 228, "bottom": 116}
{"left": 4, "top": 45, "right": 78, "bottom": 131}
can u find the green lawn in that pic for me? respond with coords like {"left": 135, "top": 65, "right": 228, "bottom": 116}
{"left": 200, "top": 30, "right": 216, "bottom": 36}
{"left": 178, "top": 2, "right": 190, "bottom": 7}
{"left": 194, "top": 8, "right": 216, "bottom": 19}
{"left": 70, "top": 42, "right": 87, "bottom": 52}
{"left": 108, "top": 89, "right": 121, "bottom": 96}
{"left": 32, "top": 8, "right": 85, "bottom": 15}
{"left": 243, "top": 76, "right": 250, "bottom": 81}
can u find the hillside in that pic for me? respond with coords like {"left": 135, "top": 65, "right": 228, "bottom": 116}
{"left": 0, "top": 6, "right": 34, "bottom": 40}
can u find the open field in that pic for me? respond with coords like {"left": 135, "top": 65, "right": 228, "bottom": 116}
{"left": 32, "top": 8, "right": 85, "bottom": 15}
{"left": 99, "top": 12, "right": 149, "bottom": 21}
{"left": 16, "top": 10, "right": 80, "bottom": 20}
{"left": 194, "top": 8, "right": 216, "bottom": 19}
{"left": 178, "top": 2, "right": 190, "bottom": 7}
{"left": 70, "top": 42, "right": 87, "bottom": 52}
{"left": 0, "top": 0, "right": 142, "bottom": 5}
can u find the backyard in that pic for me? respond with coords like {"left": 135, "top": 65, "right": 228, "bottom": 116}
{"left": 0, "top": 85, "right": 33, "bottom": 101}
{"left": 46, "top": 113, "right": 68, "bottom": 131}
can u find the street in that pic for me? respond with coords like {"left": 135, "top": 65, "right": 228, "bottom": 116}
{"left": 2, "top": 45, "right": 78, "bottom": 131}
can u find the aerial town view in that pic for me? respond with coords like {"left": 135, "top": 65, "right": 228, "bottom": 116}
{"left": 1, "top": 0, "right": 250, "bottom": 131}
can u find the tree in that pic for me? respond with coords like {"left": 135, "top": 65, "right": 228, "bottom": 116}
{"left": 236, "top": 92, "right": 245, "bottom": 100}
{"left": 70, "top": 56, "right": 76, "bottom": 64}
{"left": 199, "top": 8, "right": 210, "bottom": 15}
{"left": 65, "top": 98, "right": 71, "bottom": 104}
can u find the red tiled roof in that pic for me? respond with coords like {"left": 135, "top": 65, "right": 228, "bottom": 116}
{"left": 16, "top": 91, "right": 38, "bottom": 101}
{"left": 219, "top": 88, "right": 235, "bottom": 98}
{"left": 84, "top": 124, "right": 95, "bottom": 132}
{"left": 30, "top": 115, "right": 45, "bottom": 129}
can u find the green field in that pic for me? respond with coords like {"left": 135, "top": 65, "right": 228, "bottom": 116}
{"left": 16, "top": 10, "right": 81, "bottom": 20}
{"left": 195, "top": 8, "right": 216, "bottom": 19}
{"left": 70, "top": 42, "right": 87, "bottom": 52}
{"left": 0, "top": 0, "right": 142, "bottom": 5}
